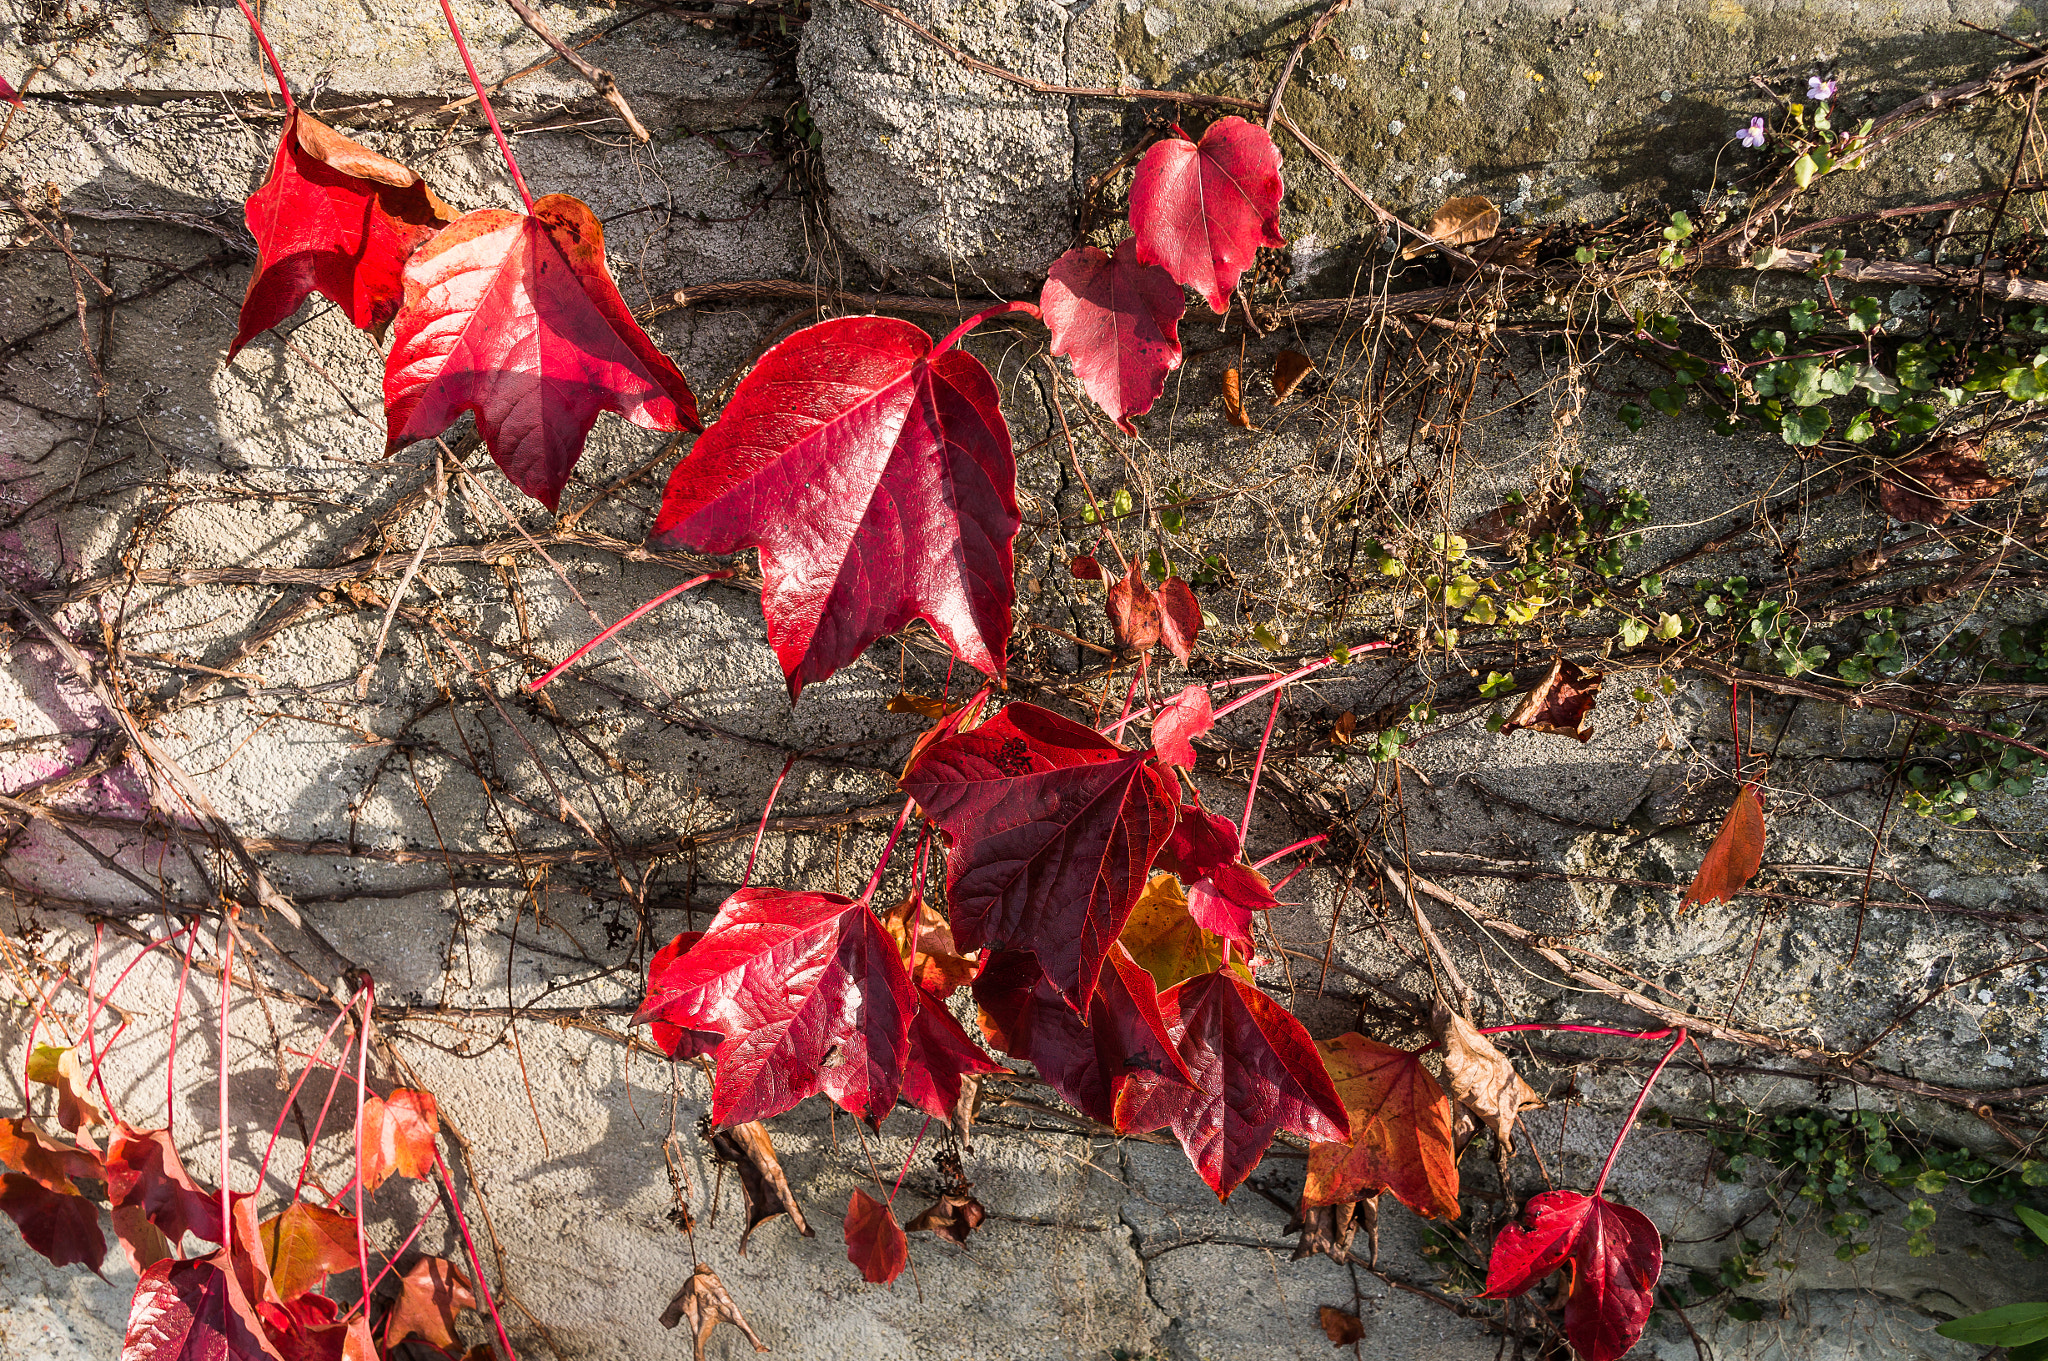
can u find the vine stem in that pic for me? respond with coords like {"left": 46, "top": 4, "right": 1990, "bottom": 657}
{"left": 1238, "top": 687, "right": 1286, "bottom": 853}
{"left": 352, "top": 981, "right": 374, "bottom": 1309}
{"left": 856, "top": 798, "right": 917, "bottom": 907}
{"left": 1592, "top": 1028, "right": 1687, "bottom": 1199}
{"left": 227, "top": 0, "right": 296, "bottom": 111}
{"left": 525, "top": 571, "right": 731, "bottom": 692}
{"left": 218, "top": 925, "right": 235, "bottom": 1273}
{"left": 888, "top": 1113, "right": 935, "bottom": 1207}
{"left": 741, "top": 754, "right": 799, "bottom": 890}
{"left": 1252, "top": 834, "right": 1325, "bottom": 870}
{"left": 437, "top": 0, "right": 536, "bottom": 212}
{"left": 256, "top": 986, "right": 362, "bottom": 1189}
{"left": 434, "top": 1146, "right": 521, "bottom": 1361}
{"left": 1478, "top": 1023, "right": 1673, "bottom": 1041}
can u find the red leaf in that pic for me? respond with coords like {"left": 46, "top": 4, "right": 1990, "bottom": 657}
{"left": 1069, "top": 554, "right": 1105, "bottom": 581}
{"left": 267, "top": 1301, "right": 375, "bottom": 1361}
{"left": 647, "top": 887, "right": 917, "bottom": 1126}
{"left": 1679, "top": 782, "right": 1766, "bottom": 910}
{"left": 1106, "top": 560, "right": 1161, "bottom": 651}
{"left": 357, "top": 1090, "right": 438, "bottom": 1192}
{"left": 843, "top": 1189, "right": 909, "bottom": 1285}
{"left": 0, "top": 1115, "right": 102, "bottom": 1194}
{"left": 1482, "top": 1189, "right": 1662, "bottom": 1361}
{"left": 257, "top": 1203, "right": 358, "bottom": 1301}
{"left": 1114, "top": 970, "right": 1347, "bottom": 1200}
{"left": 384, "top": 194, "right": 702, "bottom": 510}
{"left": 0, "top": 76, "right": 20, "bottom": 108}
{"left": 1151, "top": 684, "right": 1214, "bottom": 770}
{"left": 0, "top": 1172, "right": 105, "bottom": 1273}
{"left": 1042, "top": 240, "right": 1185, "bottom": 434}
{"left": 231, "top": 110, "right": 456, "bottom": 359}
{"left": 1157, "top": 577, "right": 1202, "bottom": 663}
{"left": 122, "top": 1253, "right": 284, "bottom": 1361}
{"left": 105, "top": 1126, "right": 226, "bottom": 1247}
{"left": 972, "top": 945, "right": 1191, "bottom": 1125}
{"left": 382, "top": 1256, "right": 475, "bottom": 1353}
{"left": 652, "top": 314, "right": 1017, "bottom": 699}
{"left": 901, "top": 701, "right": 1179, "bottom": 1010}
{"left": 901, "top": 989, "right": 1005, "bottom": 1122}
{"left": 1155, "top": 801, "right": 1241, "bottom": 884}
{"left": 111, "top": 1204, "right": 174, "bottom": 1276}
{"left": 1184, "top": 860, "right": 1274, "bottom": 947}
{"left": 644, "top": 931, "right": 719, "bottom": 1059}
{"left": 1129, "top": 117, "right": 1285, "bottom": 314}
{"left": 1301, "top": 1034, "right": 1460, "bottom": 1221}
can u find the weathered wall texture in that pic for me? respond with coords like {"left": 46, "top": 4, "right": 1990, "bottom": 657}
{"left": 1, "top": 0, "right": 2045, "bottom": 1358}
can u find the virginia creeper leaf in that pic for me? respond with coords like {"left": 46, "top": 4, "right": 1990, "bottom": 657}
{"left": 1679, "top": 782, "right": 1766, "bottom": 910}
{"left": 0, "top": 1172, "right": 105, "bottom": 1273}
{"left": 1400, "top": 194, "right": 1501, "bottom": 259}
{"left": 1041, "top": 239, "right": 1185, "bottom": 434}
{"left": 884, "top": 891, "right": 977, "bottom": 998}
{"left": 1117, "top": 873, "right": 1235, "bottom": 993}
{"left": 637, "top": 929, "right": 723, "bottom": 1061}
{"left": 121, "top": 1253, "right": 284, "bottom": 1361}
{"left": 972, "top": 945, "right": 1191, "bottom": 1126}
{"left": 382, "top": 1257, "right": 474, "bottom": 1353}
{"left": 707, "top": 1120, "right": 813, "bottom": 1254}
{"left": 1156, "top": 577, "right": 1201, "bottom": 663}
{"left": 1155, "top": 801, "right": 1240, "bottom": 884}
{"left": 1105, "top": 559, "right": 1161, "bottom": 652}
{"left": 901, "top": 988, "right": 1005, "bottom": 1123}
{"left": 644, "top": 930, "right": 719, "bottom": 1060}
{"left": 645, "top": 887, "right": 917, "bottom": 1126}
{"left": 27, "top": 1043, "right": 105, "bottom": 1134}
{"left": 1130, "top": 116, "right": 1284, "bottom": 313}
{"left": 1272, "top": 349, "right": 1316, "bottom": 401}
{"left": 902, "top": 700, "right": 1179, "bottom": 1010}
{"left": 1184, "top": 860, "right": 1274, "bottom": 947}
{"left": 1114, "top": 970, "right": 1347, "bottom": 1200}
{"left": 1301, "top": 1034, "right": 1460, "bottom": 1221}
{"left": 384, "top": 193, "right": 702, "bottom": 510}
{"left": 111, "top": 1204, "right": 174, "bottom": 1276}
{"left": 1432, "top": 1003, "right": 1543, "bottom": 1151}
{"left": 231, "top": 109, "right": 456, "bottom": 359}
{"left": 659, "top": 1264, "right": 769, "bottom": 1359}
{"left": 0, "top": 76, "right": 20, "bottom": 107}
{"left": 1288, "top": 1190, "right": 1375, "bottom": 1267}
{"left": 652, "top": 313, "right": 1018, "bottom": 699}
{"left": 843, "top": 1189, "right": 909, "bottom": 1285}
{"left": 0, "top": 1115, "right": 102, "bottom": 1194}
{"left": 105, "top": 1127, "right": 225, "bottom": 1247}
{"left": 265, "top": 1300, "right": 375, "bottom": 1361}
{"left": 357, "top": 1089, "right": 437, "bottom": 1192}
{"left": 1151, "top": 684, "right": 1214, "bottom": 771}
{"left": 1499, "top": 658, "right": 1604, "bottom": 742}
{"left": 257, "top": 1203, "right": 358, "bottom": 1302}
{"left": 1482, "top": 1189, "right": 1662, "bottom": 1361}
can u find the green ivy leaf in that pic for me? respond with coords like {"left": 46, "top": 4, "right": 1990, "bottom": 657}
{"left": 1781, "top": 406, "right": 1830, "bottom": 446}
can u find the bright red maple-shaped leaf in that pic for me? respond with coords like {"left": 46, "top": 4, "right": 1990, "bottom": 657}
{"left": 1302, "top": 1034, "right": 1460, "bottom": 1221}
{"left": 357, "top": 1089, "right": 437, "bottom": 1192}
{"left": 383, "top": 1256, "right": 475, "bottom": 1353}
{"left": 1156, "top": 800, "right": 1239, "bottom": 881}
{"left": 643, "top": 930, "right": 720, "bottom": 1059}
{"left": 843, "top": 1189, "right": 909, "bottom": 1285}
{"left": 641, "top": 887, "right": 917, "bottom": 1126}
{"left": 1679, "top": 783, "right": 1766, "bottom": 911}
{"left": 231, "top": 110, "right": 456, "bottom": 360}
{"left": 122, "top": 1253, "right": 283, "bottom": 1361}
{"left": 901, "top": 989, "right": 1005, "bottom": 1122}
{"left": 257, "top": 1203, "right": 358, "bottom": 1301}
{"left": 973, "top": 945, "right": 1192, "bottom": 1125}
{"left": 384, "top": 193, "right": 702, "bottom": 511}
{"left": 1115, "top": 969, "right": 1347, "bottom": 1200}
{"left": 1184, "top": 861, "right": 1274, "bottom": 948}
{"left": 1151, "top": 685, "right": 1214, "bottom": 771}
{"left": 1042, "top": 239, "right": 1185, "bottom": 434}
{"left": 653, "top": 312, "right": 1020, "bottom": 700}
{"left": 1482, "top": 1189, "right": 1662, "bottom": 1361}
{"left": 105, "top": 1126, "right": 226, "bottom": 1247}
{"left": 902, "top": 700, "right": 1178, "bottom": 1010}
{"left": 0, "top": 1172, "right": 106, "bottom": 1273}
{"left": 1129, "top": 117, "right": 1285, "bottom": 314}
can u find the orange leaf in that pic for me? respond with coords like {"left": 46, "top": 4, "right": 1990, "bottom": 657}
{"left": 1319, "top": 1304, "right": 1365, "bottom": 1345}
{"left": 1679, "top": 783, "right": 1766, "bottom": 910}
{"left": 358, "top": 1090, "right": 438, "bottom": 1192}
{"left": 1221, "top": 368, "right": 1254, "bottom": 428}
{"left": 1401, "top": 194, "right": 1500, "bottom": 259}
{"left": 1118, "top": 873, "right": 1236, "bottom": 992}
{"left": 259, "top": 1202, "right": 358, "bottom": 1301}
{"left": 1272, "top": 349, "right": 1316, "bottom": 402}
{"left": 1303, "top": 1034, "right": 1460, "bottom": 1221}
{"left": 383, "top": 1256, "right": 475, "bottom": 1352}
{"left": 1106, "top": 558, "right": 1162, "bottom": 651}
{"left": 0, "top": 1116, "right": 101, "bottom": 1195}
{"left": 883, "top": 890, "right": 978, "bottom": 998}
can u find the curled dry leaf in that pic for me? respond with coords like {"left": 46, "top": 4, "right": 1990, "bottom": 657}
{"left": 382, "top": 1256, "right": 475, "bottom": 1353}
{"left": 884, "top": 890, "right": 978, "bottom": 998}
{"left": 1431, "top": 1003, "right": 1542, "bottom": 1152}
{"left": 659, "top": 1264, "right": 769, "bottom": 1360}
{"left": 1221, "top": 368, "right": 1254, "bottom": 428}
{"left": 1106, "top": 559, "right": 1162, "bottom": 651}
{"left": 1318, "top": 1304, "right": 1366, "bottom": 1347}
{"left": 1151, "top": 684, "right": 1215, "bottom": 770}
{"left": 1156, "top": 577, "right": 1202, "bottom": 663}
{"left": 1499, "top": 658, "right": 1603, "bottom": 743}
{"left": 1302, "top": 1034, "right": 1460, "bottom": 1221}
{"left": 1880, "top": 437, "right": 2013, "bottom": 525}
{"left": 1679, "top": 782, "right": 1766, "bottom": 911}
{"left": 1272, "top": 349, "right": 1316, "bottom": 402}
{"left": 904, "top": 1191, "right": 987, "bottom": 1245}
{"left": 843, "top": 1188, "right": 909, "bottom": 1285}
{"left": 886, "top": 692, "right": 955, "bottom": 722}
{"left": 1288, "top": 1191, "right": 1377, "bottom": 1267}
{"left": 708, "top": 1120, "right": 812, "bottom": 1254}
{"left": 357, "top": 1089, "right": 438, "bottom": 1192}
{"left": 1400, "top": 195, "right": 1501, "bottom": 259}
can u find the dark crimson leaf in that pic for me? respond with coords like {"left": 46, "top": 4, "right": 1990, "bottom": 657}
{"left": 105, "top": 1126, "right": 225, "bottom": 1247}
{"left": 266, "top": 1298, "right": 375, "bottom": 1361}
{"left": 382, "top": 1257, "right": 475, "bottom": 1352}
{"left": 384, "top": 193, "right": 702, "bottom": 510}
{"left": 1114, "top": 970, "right": 1347, "bottom": 1200}
{"left": 1151, "top": 684, "right": 1213, "bottom": 771}
{"left": 644, "top": 931, "right": 718, "bottom": 1059}
{"left": 902, "top": 701, "right": 1179, "bottom": 1009}
{"left": 121, "top": 1253, "right": 283, "bottom": 1361}
{"left": 1679, "top": 782, "right": 1766, "bottom": 910}
{"left": 973, "top": 945, "right": 1190, "bottom": 1126}
{"left": 1157, "top": 577, "right": 1201, "bottom": 663}
{"left": 652, "top": 313, "right": 1018, "bottom": 699}
{"left": 1042, "top": 239, "right": 1185, "bottom": 435}
{"left": 257, "top": 1202, "right": 358, "bottom": 1301}
{"left": 231, "top": 109, "right": 456, "bottom": 359}
{"left": 0, "top": 1115, "right": 102, "bottom": 1194}
{"left": 901, "top": 989, "right": 1005, "bottom": 1123}
{"left": 1500, "top": 658, "right": 1604, "bottom": 742}
{"left": 707, "top": 1120, "right": 812, "bottom": 1254}
{"left": 843, "top": 1189, "right": 908, "bottom": 1285}
{"left": 1130, "top": 117, "right": 1284, "bottom": 313}
{"left": 1154, "top": 801, "right": 1240, "bottom": 885}
{"left": 1069, "top": 554, "right": 1105, "bottom": 581}
{"left": 1106, "top": 559, "right": 1161, "bottom": 652}
{"left": 642, "top": 887, "right": 917, "bottom": 1126}
{"left": 1301, "top": 1034, "right": 1460, "bottom": 1221}
{"left": 1482, "top": 1189, "right": 1662, "bottom": 1361}
{"left": 357, "top": 1089, "right": 437, "bottom": 1191}
{"left": 0, "top": 1172, "right": 105, "bottom": 1273}
{"left": 0, "top": 76, "right": 20, "bottom": 107}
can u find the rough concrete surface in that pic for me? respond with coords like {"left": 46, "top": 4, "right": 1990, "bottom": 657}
{"left": 2, "top": 0, "right": 2047, "bottom": 1358}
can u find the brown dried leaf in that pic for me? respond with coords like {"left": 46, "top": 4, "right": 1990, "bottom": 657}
{"left": 1272, "top": 349, "right": 1316, "bottom": 401}
{"left": 883, "top": 889, "right": 978, "bottom": 998}
{"left": 1432, "top": 1003, "right": 1543, "bottom": 1152}
{"left": 709, "top": 1121, "right": 813, "bottom": 1253}
{"left": 1499, "top": 658, "right": 1603, "bottom": 743}
{"left": 1319, "top": 1304, "right": 1366, "bottom": 1347}
{"left": 1288, "top": 1190, "right": 1377, "bottom": 1267}
{"left": 1880, "top": 438, "right": 2013, "bottom": 526}
{"left": 659, "top": 1264, "right": 769, "bottom": 1361}
{"left": 904, "top": 1191, "right": 986, "bottom": 1245}
{"left": 1221, "top": 369, "right": 1254, "bottom": 428}
{"left": 1328, "top": 711, "right": 1357, "bottom": 747}
{"left": 1460, "top": 473, "right": 1573, "bottom": 551}
{"left": 1679, "top": 782, "right": 1767, "bottom": 911}
{"left": 1401, "top": 195, "right": 1500, "bottom": 259}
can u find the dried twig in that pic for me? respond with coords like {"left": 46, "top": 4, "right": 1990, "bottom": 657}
{"left": 500, "top": 0, "right": 652, "bottom": 141}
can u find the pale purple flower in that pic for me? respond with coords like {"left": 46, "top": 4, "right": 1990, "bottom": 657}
{"left": 1739, "top": 117, "right": 1766, "bottom": 149}
{"left": 1807, "top": 75, "right": 1837, "bottom": 102}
